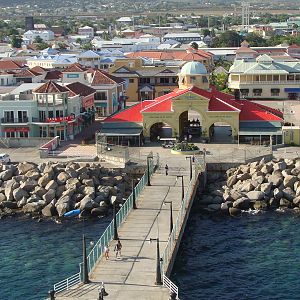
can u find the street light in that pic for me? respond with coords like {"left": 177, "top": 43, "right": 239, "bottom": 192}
{"left": 176, "top": 175, "right": 184, "bottom": 201}
{"left": 163, "top": 201, "right": 173, "bottom": 235}
{"left": 185, "top": 156, "right": 192, "bottom": 181}
{"left": 132, "top": 178, "right": 137, "bottom": 209}
{"left": 149, "top": 238, "right": 162, "bottom": 285}
{"left": 147, "top": 156, "right": 153, "bottom": 186}
{"left": 82, "top": 234, "right": 90, "bottom": 284}
{"left": 111, "top": 196, "right": 119, "bottom": 240}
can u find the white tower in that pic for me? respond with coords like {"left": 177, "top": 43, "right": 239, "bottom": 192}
{"left": 241, "top": 2, "right": 250, "bottom": 31}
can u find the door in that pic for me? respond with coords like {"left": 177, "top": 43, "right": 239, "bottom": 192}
{"left": 18, "top": 111, "right": 28, "bottom": 123}
{"left": 4, "top": 111, "right": 14, "bottom": 123}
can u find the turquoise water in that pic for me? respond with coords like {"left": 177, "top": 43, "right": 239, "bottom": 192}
{"left": 2, "top": 210, "right": 300, "bottom": 300}
{"left": 0, "top": 217, "right": 110, "bottom": 300}
{"left": 172, "top": 210, "right": 300, "bottom": 300}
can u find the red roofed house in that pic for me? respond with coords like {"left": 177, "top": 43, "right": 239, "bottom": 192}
{"left": 101, "top": 61, "right": 283, "bottom": 145}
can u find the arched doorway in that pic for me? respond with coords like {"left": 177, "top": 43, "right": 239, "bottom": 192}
{"left": 179, "top": 110, "right": 203, "bottom": 141}
{"left": 150, "top": 122, "right": 173, "bottom": 142}
{"left": 209, "top": 122, "right": 234, "bottom": 143}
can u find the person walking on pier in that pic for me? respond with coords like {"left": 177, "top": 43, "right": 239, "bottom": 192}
{"left": 165, "top": 164, "right": 169, "bottom": 176}
{"left": 114, "top": 239, "right": 122, "bottom": 258}
{"left": 104, "top": 245, "right": 109, "bottom": 260}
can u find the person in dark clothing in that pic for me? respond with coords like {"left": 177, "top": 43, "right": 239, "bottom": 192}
{"left": 165, "top": 164, "right": 169, "bottom": 176}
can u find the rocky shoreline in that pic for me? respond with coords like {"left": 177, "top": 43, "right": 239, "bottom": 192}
{"left": 198, "top": 158, "right": 300, "bottom": 216}
{"left": 0, "top": 161, "right": 134, "bottom": 220}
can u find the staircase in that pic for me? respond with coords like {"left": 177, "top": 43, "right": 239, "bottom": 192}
{"left": 0, "top": 138, "right": 9, "bottom": 148}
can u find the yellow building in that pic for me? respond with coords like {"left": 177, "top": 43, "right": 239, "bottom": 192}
{"left": 109, "top": 58, "right": 180, "bottom": 102}
{"left": 102, "top": 61, "right": 283, "bottom": 145}
{"left": 282, "top": 126, "right": 300, "bottom": 145}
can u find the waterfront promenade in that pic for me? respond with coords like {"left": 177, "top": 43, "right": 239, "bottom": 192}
{"left": 55, "top": 156, "right": 194, "bottom": 300}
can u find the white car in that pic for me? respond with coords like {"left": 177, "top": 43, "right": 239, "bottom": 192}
{"left": 0, "top": 153, "right": 11, "bottom": 164}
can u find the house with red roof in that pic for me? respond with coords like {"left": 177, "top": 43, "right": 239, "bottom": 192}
{"left": 101, "top": 61, "right": 283, "bottom": 145}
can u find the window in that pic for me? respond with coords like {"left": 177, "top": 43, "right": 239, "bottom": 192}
{"left": 287, "top": 75, "right": 295, "bottom": 81}
{"left": 190, "top": 76, "right": 196, "bottom": 83}
{"left": 39, "top": 127, "right": 47, "bottom": 137}
{"left": 129, "top": 79, "right": 134, "bottom": 83}
{"left": 55, "top": 110, "right": 64, "bottom": 118}
{"left": 18, "top": 111, "right": 28, "bottom": 123}
{"left": 4, "top": 111, "right": 14, "bottom": 122}
{"left": 140, "top": 78, "right": 151, "bottom": 84}
{"left": 6, "top": 131, "right": 15, "bottom": 138}
{"left": 48, "top": 111, "right": 54, "bottom": 118}
{"left": 19, "top": 131, "right": 29, "bottom": 138}
{"left": 240, "top": 89, "right": 249, "bottom": 97}
{"left": 271, "top": 88, "right": 280, "bottom": 96}
{"left": 202, "top": 76, "right": 208, "bottom": 83}
{"left": 253, "top": 88, "right": 262, "bottom": 96}
{"left": 273, "top": 75, "right": 279, "bottom": 82}
{"left": 39, "top": 111, "right": 46, "bottom": 122}
{"left": 95, "top": 92, "right": 107, "bottom": 101}
{"left": 254, "top": 75, "right": 260, "bottom": 82}
{"left": 159, "top": 77, "right": 170, "bottom": 84}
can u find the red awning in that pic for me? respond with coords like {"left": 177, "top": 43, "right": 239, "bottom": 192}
{"left": 3, "top": 127, "right": 30, "bottom": 132}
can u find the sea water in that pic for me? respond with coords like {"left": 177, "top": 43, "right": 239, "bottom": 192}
{"left": 0, "top": 217, "right": 110, "bottom": 300}
{"left": 172, "top": 210, "right": 300, "bottom": 300}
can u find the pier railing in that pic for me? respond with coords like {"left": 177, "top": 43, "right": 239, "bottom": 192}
{"left": 161, "top": 156, "right": 205, "bottom": 298}
{"left": 53, "top": 153, "right": 157, "bottom": 293}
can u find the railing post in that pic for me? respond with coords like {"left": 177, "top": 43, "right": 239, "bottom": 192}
{"left": 82, "top": 234, "right": 90, "bottom": 284}
{"left": 113, "top": 201, "right": 119, "bottom": 240}
{"left": 132, "top": 179, "right": 137, "bottom": 209}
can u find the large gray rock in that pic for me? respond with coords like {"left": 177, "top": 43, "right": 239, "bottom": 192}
{"left": 273, "top": 161, "right": 287, "bottom": 171}
{"left": 20, "top": 179, "right": 37, "bottom": 192}
{"left": 253, "top": 200, "right": 267, "bottom": 210}
{"left": 261, "top": 164, "right": 273, "bottom": 174}
{"left": 43, "top": 189, "right": 56, "bottom": 203}
{"left": 282, "top": 169, "right": 292, "bottom": 177}
{"left": 42, "top": 203, "right": 57, "bottom": 217}
{"left": 22, "top": 202, "right": 41, "bottom": 213}
{"left": 55, "top": 185, "right": 65, "bottom": 198}
{"left": 101, "top": 176, "right": 116, "bottom": 186}
{"left": 0, "top": 169, "right": 13, "bottom": 181}
{"left": 1, "top": 201, "right": 17, "bottom": 209}
{"left": 65, "top": 168, "right": 78, "bottom": 178}
{"left": 17, "top": 197, "right": 27, "bottom": 208}
{"left": 25, "top": 169, "right": 40, "bottom": 180}
{"left": 18, "top": 162, "right": 36, "bottom": 175}
{"left": 283, "top": 175, "right": 298, "bottom": 188}
{"left": 229, "top": 207, "right": 241, "bottom": 217}
{"left": 293, "top": 196, "right": 300, "bottom": 206}
{"left": 260, "top": 183, "right": 272, "bottom": 195}
{"left": 211, "top": 196, "right": 223, "bottom": 204}
{"left": 246, "top": 191, "right": 265, "bottom": 201}
{"left": 82, "top": 186, "right": 95, "bottom": 198}
{"left": 280, "top": 198, "right": 291, "bottom": 208}
{"left": 227, "top": 175, "right": 237, "bottom": 188}
{"left": 0, "top": 193, "right": 6, "bottom": 202}
{"left": 80, "top": 195, "right": 94, "bottom": 211}
{"left": 233, "top": 197, "right": 251, "bottom": 210}
{"left": 33, "top": 186, "right": 46, "bottom": 198}
{"left": 221, "top": 201, "right": 232, "bottom": 210}
{"left": 240, "top": 181, "right": 255, "bottom": 192}
{"left": 199, "top": 195, "right": 214, "bottom": 205}
{"left": 273, "top": 188, "right": 283, "bottom": 200}
{"left": 269, "top": 197, "right": 280, "bottom": 208}
{"left": 230, "top": 189, "right": 244, "bottom": 201}
{"left": 38, "top": 173, "right": 52, "bottom": 187}
{"left": 91, "top": 206, "right": 108, "bottom": 216}
{"left": 45, "top": 180, "right": 58, "bottom": 191}
{"left": 78, "top": 173, "right": 90, "bottom": 181}
{"left": 13, "top": 188, "right": 28, "bottom": 202}
{"left": 268, "top": 175, "right": 283, "bottom": 187}
{"left": 55, "top": 195, "right": 71, "bottom": 217}
{"left": 237, "top": 173, "right": 251, "bottom": 181}
{"left": 65, "top": 178, "right": 80, "bottom": 190}
{"left": 282, "top": 187, "right": 295, "bottom": 201}
{"left": 82, "top": 179, "right": 94, "bottom": 187}
{"left": 56, "top": 172, "right": 70, "bottom": 185}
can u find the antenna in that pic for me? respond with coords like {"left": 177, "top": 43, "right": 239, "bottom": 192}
{"left": 241, "top": 2, "right": 250, "bottom": 32}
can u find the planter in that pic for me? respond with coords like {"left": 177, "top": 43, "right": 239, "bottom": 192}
{"left": 171, "top": 149, "right": 201, "bottom": 155}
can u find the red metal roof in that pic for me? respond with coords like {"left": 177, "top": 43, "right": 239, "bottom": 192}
{"left": 103, "top": 86, "right": 283, "bottom": 123}
{"left": 33, "top": 81, "right": 69, "bottom": 93}
{"left": 91, "top": 69, "right": 125, "bottom": 85}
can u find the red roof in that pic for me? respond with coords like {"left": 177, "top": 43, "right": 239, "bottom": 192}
{"left": 14, "top": 69, "right": 41, "bottom": 78}
{"left": 44, "top": 70, "right": 63, "bottom": 80}
{"left": 126, "top": 49, "right": 213, "bottom": 62}
{"left": 66, "top": 82, "right": 96, "bottom": 97}
{"left": 63, "top": 63, "right": 87, "bottom": 73}
{"left": 91, "top": 69, "right": 125, "bottom": 85}
{"left": 33, "top": 81, "right": 69, "bottom": 93}
{"left": 103, "top": 86, "right": 283, "bottom": 123}
{"left": 0, "top": 60, "right": 24, "bottom": 71}
{"left": 104, "top": 101, "right": 153, "bottom": 123}
{"left": 30, "top": 66, "right": 47, "bottom": 73}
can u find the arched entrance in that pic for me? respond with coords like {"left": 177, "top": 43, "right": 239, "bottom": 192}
{"left": 149, "top": 122, "right": 173, "bottom": 142}
{"left": 179, "top": 110, "right": 203, "bottom": 141}
{"left": 209, "top": 122, "right": 234, "bottom": 143}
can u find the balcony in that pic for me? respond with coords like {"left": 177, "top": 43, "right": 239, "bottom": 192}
{"left": 1, "top": 117, "right": 30, "bottom": 124}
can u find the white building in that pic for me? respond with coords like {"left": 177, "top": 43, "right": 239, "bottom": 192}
{"left": 23, "top": 30, "right": 55, "bottom": 43}
{"left": 163, "top": 32, "right": 202, "bottom": 43}
{"left": 27, "top": 54, "right": 78, "bottom": 69}
{"left": 78, "top": 26, "right": 94, "bottom": 38}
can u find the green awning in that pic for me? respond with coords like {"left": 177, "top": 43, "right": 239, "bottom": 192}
{"left": 99, "top": 127, "right": 142, "bottom": 136}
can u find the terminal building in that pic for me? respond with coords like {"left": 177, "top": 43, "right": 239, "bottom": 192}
{"left": 100, "top": 61, "right": 283, "bottom": 145}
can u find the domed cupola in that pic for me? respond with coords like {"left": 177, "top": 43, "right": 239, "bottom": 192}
{"left": 178, "top": 61, "right": 209, "bottom": 90}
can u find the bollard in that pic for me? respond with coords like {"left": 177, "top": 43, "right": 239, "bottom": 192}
{"left": 48, "top": 290, "right": 55, "bottom": 300}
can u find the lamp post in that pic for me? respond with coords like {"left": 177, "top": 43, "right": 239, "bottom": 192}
{"left": 176, "top": 175, "right": 184, "bottom": 201}
{"left": 185, "top": 156, "right": 192, "bottom": 181}
{"left": 112, "top": 196, "right": 119, "bottom": 240}
{"left": 132, "top": 178, "right": 137, "bottom": 209}
{"left": 82, "top": 234, "right": 90, "bottom": 284}
{"left": 164, "top": 201, "right": 173, "bottom": 235}
{"left": 149, "top": 238, "right": 162, "bottom": 285}
{"left": 147, "top": 156, "right": 152, "bottom": 186}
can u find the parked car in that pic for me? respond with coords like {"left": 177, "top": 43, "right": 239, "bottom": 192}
{"left": 0, "top": 153, "right": 11, "bottom": 163}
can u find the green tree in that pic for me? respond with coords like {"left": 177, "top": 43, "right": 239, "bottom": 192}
{"left": 35, "top": 42, "right": 50, "bottom": 50}
{"left": 244, "top": 33, "right": 267, "bottom": 47}
{"left": 201, "top": 29, "right": 210, "bottom": 37}
{"left": 34, "top": 36, "right": 43, "bottom": 44}
{"left": 190, "top": 41, "right": 198, "bottom": 50}
{"left": 213, "top": 31, "right": 242, "bottom": 47}
{"left": 11, "top": 35, "right": 23, "bottom": 48}
{"left": 81, "top": 42, "right": 93, "bottom": 50}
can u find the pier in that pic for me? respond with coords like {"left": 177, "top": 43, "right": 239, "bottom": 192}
{"left": 52, "top": 153, "right": 205, "bottom": 300}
